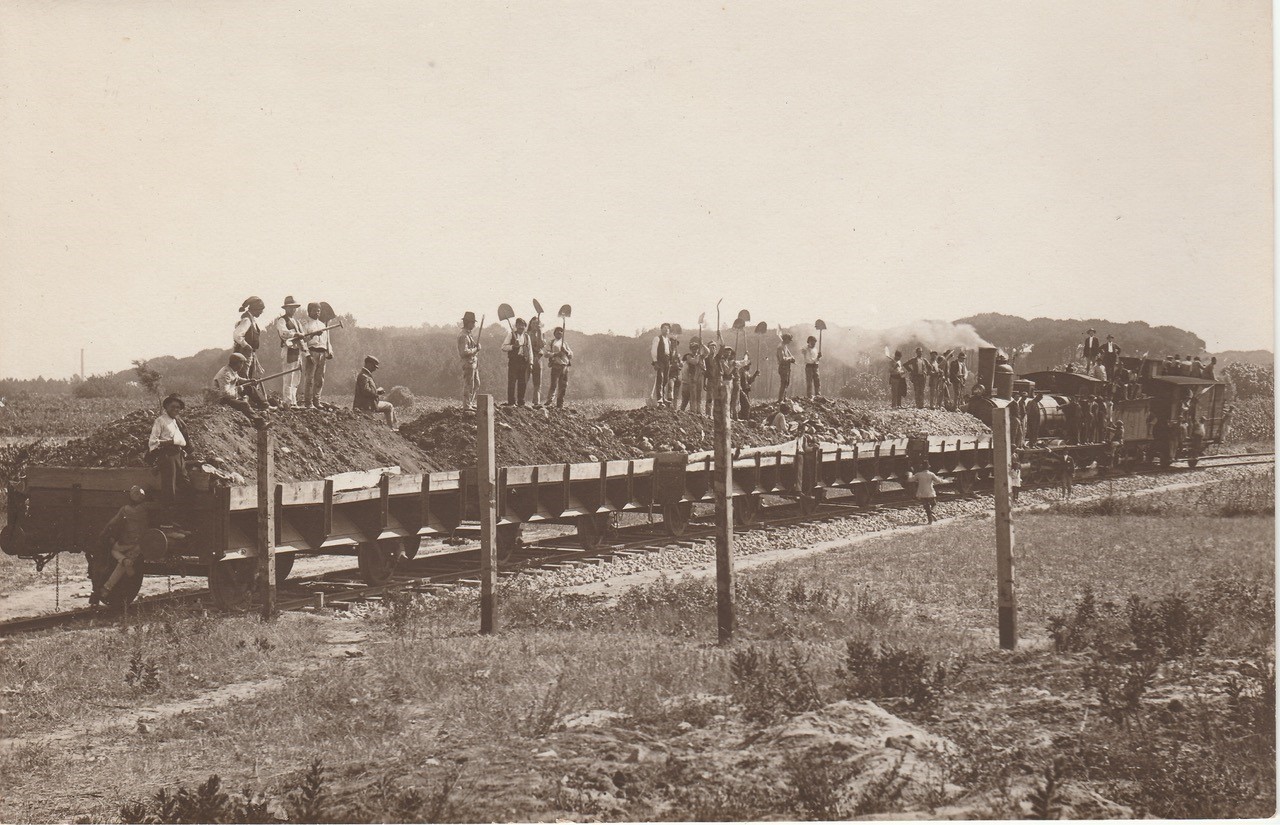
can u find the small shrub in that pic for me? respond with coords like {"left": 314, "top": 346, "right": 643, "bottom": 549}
{"left": 1027, "top": 756, "right": 1068, "bottom": 819}
{"left": 836, "top": 639, "right": 962, "bottom": 709}
{"left": 1082, "top": 654, "right": 1160, "bottom": 727}
{"left": 125, "top": 651, "right": 161, "bottom": 693}
{"left": 729, "top": 645, "right": 824, "bottom": 725}
{"left": 519, "top": 671, "right": 575, "bottom": 737}
{"left": 785, "top": 748, "right": 908, "bottom": 819}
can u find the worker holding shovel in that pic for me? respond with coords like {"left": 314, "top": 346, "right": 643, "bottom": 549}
{"left": 458, "top": 311, "right": 482, "bottom": 412}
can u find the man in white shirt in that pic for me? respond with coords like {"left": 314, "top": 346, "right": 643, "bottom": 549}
{"left": 213, "top": 353, "right": 265, "bottom": 423}
{"left": 147, "top": 394, "right": 191, "bottom": 507}
{"left": 651, "top": 323, "right": 674, "bottom": 405}
{"left": 501, "top": 318, "right": 532, "bottom": 406}
{"left": 300, "top": 302, "right": 334, "bottom": 408}
{"left": 546, "top": 326, "right": 574, "bottom": 408}
{"left": 803, "top": 336, "right": 822, "bottom": 398}
{"left": 776, "top": 334, "right": 796, "bottom": 402}
{"left": 272, "top": 296, "right": 304, "bottom": 407}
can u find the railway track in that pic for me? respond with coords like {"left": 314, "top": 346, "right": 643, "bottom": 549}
{"left": 1, "top": 453, "right": 1271, "bottom": 637}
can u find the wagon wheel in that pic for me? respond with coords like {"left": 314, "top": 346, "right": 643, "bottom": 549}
{"left": 576, "top": 513, "right": 611, "bottom": 550}
{"left": 274, "top": 553, "right": 295, "bottom": 584}
{"left": 357, "top": 539, "right": 402, "bottom": 587}
{"left": 853, "top": 483, "right": 873, "bottom": 508}
{"left": 402, "top": 536, "right": 421, "bottom": 561}
{"left": 496, "top": 523, "right": 523, "bottom": 562}
{"left": 209, "top": 558, "right": 257, "bottom": 612}
{"left": 662, "top": 501, "right": 693, "bottom": 537}
{"left": 733, "top": 495, "right": 762, "bottom": 528}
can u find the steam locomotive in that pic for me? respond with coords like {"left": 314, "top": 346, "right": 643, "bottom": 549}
{"left": 966, "top": 347, "right": 1229, "bottom": 481}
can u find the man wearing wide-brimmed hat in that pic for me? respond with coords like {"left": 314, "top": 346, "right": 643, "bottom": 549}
{"left": 458, "top": 311, "right": 481, "bottom": 411}
{"left": 272, "top": 295, "right": 304, "bottom": 407}
{"left": 1082, "top": 328, "right": 1100, "bottom": 364}
{"left": 147, "top": 393, "right": 192, "bottom": 509}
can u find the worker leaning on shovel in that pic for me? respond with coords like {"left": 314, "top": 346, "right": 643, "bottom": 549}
{"left": 92, "top": 485, "right": 149, "bottom": 606}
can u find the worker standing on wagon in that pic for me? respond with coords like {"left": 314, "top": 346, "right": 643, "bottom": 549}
{"left": 300, "top": 302, "right": 335, "bottom": 409}
{"left": 93, "top": 485, "right": 149, "bottom": 607}
{"left": 802, "top": 335, "right": 822, "bottom": 398}
{"left": 546, "top": 325, "right": 573, "bottom": 408}
{"left": 353, "top": 356, "right": 398, "bottom": 431}
{"left": 502, "top": 317, "right": 532, "bottom": 406}
{"left": 1204, "top": 357, "right": 1217, "bottom": 380}
{"left": 1082, "top": 329, "right": 1100, "bottom": 365}
{"left": 527, "top": 316, "right": 546, "bottom": 408}
{"left": 147, "top": 394, "right": 192, "bottom": 510}
{"left": 889, "top": 351, "right": 906, "bottom": 407}
{"left": 233, "top": 296, "right": 267, "bottom": 379}
{"left": 703, "top": 340, "right": 720, "bottom": 416}
{"left": 929, "top": 351, "right": 948, "bottom": 409}
{"left": 651, "top": 323, "right": 675, "bottom": 405}
{"left": 458, "top": 312, "right": 481, "bottom": 412}
{"left": 904, "top": 347, "right": 928, "bottom": 409}
{"left": 1101, "top": 335, "right": 1121, "bottom": 376}
{"left": 776, "top": 333, "right": 796, "bottom": 402}
{"left": 667, "top": 334, "right": 682, "bottom": 407}
{"left": 737, "top": 358, "right": 760, "bottom": 420}
{"left": 271, "top": 296, "right": 304, "bottom": 407}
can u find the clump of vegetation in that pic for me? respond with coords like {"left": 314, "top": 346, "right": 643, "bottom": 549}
{"left": 1059, "top": 469, "right": 1275, "bottom": 518}
{"left": 729, "top": 645, "right": 823, "bottom": 725}
{"left": 120, "top": 758, "right": 465, "bottom": 824}
{"left": 836, "top": 639, "right": 963, "bottom": 709}
{"left": 1048, "top": 588, "right": 1214, "bottom": 659}
{"left": 125, "top": 651, "right": 162, "bottom": 693}
{"left": 786, "top": 747, "right": 908, "bottom": 819}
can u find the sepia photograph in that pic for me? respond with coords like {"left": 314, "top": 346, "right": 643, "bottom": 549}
{"left": 0, "top": 1, "right": 1274, "bottom": 821}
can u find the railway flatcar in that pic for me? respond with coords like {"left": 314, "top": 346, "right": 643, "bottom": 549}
{"left": 2, "top": 432, "right": 995, "bottom": 611}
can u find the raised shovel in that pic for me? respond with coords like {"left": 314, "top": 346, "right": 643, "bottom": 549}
{"left": 558, "top": 304, "right": 572, "bottom": 333}
{"left": 732, "top": 317, "right": 746, "bottom": 354}
{"left": 533, "top": 298, "right": 544, "bottom": 321}
{"left": 815, "top": 319, "right": 827, "bottom": 357}
{"left": 498, "top": 303, "right": 516, "bottom": 332}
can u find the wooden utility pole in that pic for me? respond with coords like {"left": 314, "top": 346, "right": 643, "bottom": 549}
{"left": 992, "top": 406, "right": 1017, "bottom": 649}
{"left": 478, "top": 394, "right": 498, "bottom": 634}
{"left": 256, "top": 424, "right": 277, "bottom": 620}
{"left": 713, "top": 369, "right": 736, "bottom": 644}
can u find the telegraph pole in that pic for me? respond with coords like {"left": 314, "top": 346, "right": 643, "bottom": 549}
{"left": 992, "top": 406, "right": 1017, "bottom": 649}
{"left": 478, "top": 394, "right": 498, "bottom": 634}
{"left": 713, "top": 365, "right": 736, "bottom": 644}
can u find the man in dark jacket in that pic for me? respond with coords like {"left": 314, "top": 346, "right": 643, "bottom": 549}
{"left": 904, "top": 347, "right": 929, "bottom": 409}
{"left": 1082, "top": 329, "right": 1100, "bottom": 364}
{"left": 353, "top": 356, "right": 397, "bottom": 430}
{"left": 502, "top": 318, "right": 532, "bottom": 406}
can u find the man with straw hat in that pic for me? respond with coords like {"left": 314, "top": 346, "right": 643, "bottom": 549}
{"left": 458, "top": 311, "right": 481, "bottom": 411}
{"left": 147, "top": 393, "right": 192, "bottom": 510}
{"left": 272, "top": 295, "right": 304, "bottom": 407}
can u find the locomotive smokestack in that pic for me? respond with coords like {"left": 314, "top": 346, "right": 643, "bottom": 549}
{"left": 977, "top": 347, "right": 997, "bottom": 396}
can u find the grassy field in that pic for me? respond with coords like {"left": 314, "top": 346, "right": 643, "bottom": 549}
{"left": 0, "top": 469, "right": 1271, "bottom": 822}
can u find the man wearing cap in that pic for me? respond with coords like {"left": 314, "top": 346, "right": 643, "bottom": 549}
{"left": 1082, "top": 329, "right": 1100, "bottom": 365}
{"left": 546, "top": 325, "right": 573, "bottom": 408}
{"left": 94, "top": 484, "right": 150, "bottom": 606}
{"left": 233, "top": 296, "right": 266, "bottom": 379}
{"left": 458, "top": 312, "right": 481, "bottom": 411}
{"left": 802, "top": 335, "right": 822, "bottom": 398}
{"left": 502, "top": 317, "right": 532, "bottom": 406}
{"left": 147, "top": 394, "right": 192, "bottom": 508}
{"left": 272, "top": 296, "right": 305, "bottom": 407}
{"left": 353, "top": 356, "right": 398, "bottom": 430}
{"left": 300, "top": 301, "right": 334, "bottom": 408}
{"left": 213, "top": 353, "right": 265, "bottom": 423}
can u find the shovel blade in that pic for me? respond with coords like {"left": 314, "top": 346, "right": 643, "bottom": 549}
{"left": 318, "top": 302, "right": 337, "bottom": 323}
{"left": 671, "top": 323, "right": 683, "bottom": 336}
{"left": 737, "top": 309, "right": 751, "bottom": 322}
{"left": 754, "top": 321, "right": 768, "bottom": 334}
{"left": 697, "top": 312, "right": 706, "bottom": 325}
{"left": 533, "top": 298, "right": 544, "bottom": 315}
{"left": 557, "top": 304, "right": 572, "bottom": 318}
{"left": 815, "top": 319, "right": 828, "bottom": 331}
{"left": 498, "top": 303, "right": 515, "bottom": 321}
{"left": 732, "top": 318, "right": 745, "bottom": 330}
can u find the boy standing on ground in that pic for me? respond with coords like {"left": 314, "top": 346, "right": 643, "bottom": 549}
{"left": 909, "top": 461, "right": 945, "bottom": 525}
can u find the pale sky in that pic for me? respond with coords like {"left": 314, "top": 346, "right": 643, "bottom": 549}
{"left": 0, "top": 1, "right": 1273, "bottom": 379}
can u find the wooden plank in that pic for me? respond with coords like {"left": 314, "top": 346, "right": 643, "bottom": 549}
{"left": 24, "top": 466, "right": 155, "bottom": 491}
{"left": 229, "top": 486, "right": 257, "bottom": 511}
{"left": 257, "top": 426, "right": 276, "bottom": 619}
{"left": 992, "top": 407, "right": 1017, "bottom": 650}
{"left": 568, "top": 463, "right": 603, "bottom": 481}
{"left": 327, "top": 466, "right": 399, "bottom": 491}
{"left": 279, "top": 480, "right": 326, "bottom": 506}
{"left": 387, "top": 474, "right": 423, "bottom": 496}
{"left": 332, "top": 487, "right": 382, "bottom": 505}
{"left": 427, "top": 471, "right": 461, "bottom": 490}
{"left": 504, "top": 466, "right": 536, "bottom": 485}
{"left": 478, "top": 395, "right": 498, "bottom": 635}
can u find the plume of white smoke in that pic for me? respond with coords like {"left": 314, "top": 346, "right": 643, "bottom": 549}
{"left": 784, "top": 319, "right": 994, "bottom": 369}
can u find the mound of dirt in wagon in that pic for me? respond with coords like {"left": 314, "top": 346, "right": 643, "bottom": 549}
{"left": 400, "top": 406, "right": 642, "bottom": 469}
{"left": 748, "top": 397, "right": 990, "bottom": 442}
{"left": 594, "top": 407, "right": 786, "bottom": 454}
{"left": 26, "top": 404, "right": 443, "bottom": 482}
